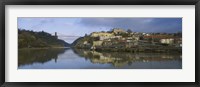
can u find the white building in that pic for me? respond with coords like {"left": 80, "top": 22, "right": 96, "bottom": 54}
{"left": 160, "top": 38, "right": 174, "bottom": 44}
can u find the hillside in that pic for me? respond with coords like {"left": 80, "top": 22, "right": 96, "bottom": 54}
{"left": 71, "top": 37, "right": 84, "bottom": 47}
{"left": 71, "top": 28, "right": 182, "bottom": 53}
{"left": 18, "top": 29, "right": 71, "bottom": 48}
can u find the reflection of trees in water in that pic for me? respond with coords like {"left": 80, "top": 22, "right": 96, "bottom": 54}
{"left": 73, "top": 48, "right": 182, "bottom": 67}
{"left": 18, "top": 48, "right": 68, "bottom": 66}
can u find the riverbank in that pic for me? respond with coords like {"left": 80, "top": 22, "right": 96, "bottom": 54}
{"left": 74, "top": 46, "right": 182, "bottom": 53}
{"left": 18, "top": 47, "right": 70, "bottom": 50}
{"left": 96, "top": 48, "right": 181, "bottom": 53}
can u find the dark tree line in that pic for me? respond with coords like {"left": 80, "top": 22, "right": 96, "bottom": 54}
{"left": 18, "top": 29, "right": 70, "bottom": 48}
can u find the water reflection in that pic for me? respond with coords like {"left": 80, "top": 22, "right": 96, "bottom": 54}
{"left": 73, "top": 49, "right": 182, "bottom": 68}
{"left": 18, "top": 48, "right": 68, "bottom": 66}
{"left": 18, "top": 48, "right": 182, "bottom": 69}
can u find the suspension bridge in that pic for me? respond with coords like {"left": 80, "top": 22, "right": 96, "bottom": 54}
{"left": 50, "top": 32, "right": 81, "bottom": 38}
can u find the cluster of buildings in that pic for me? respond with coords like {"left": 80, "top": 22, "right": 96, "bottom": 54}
{"left": 79, "top": 28, "right": 182, "bottom": 49}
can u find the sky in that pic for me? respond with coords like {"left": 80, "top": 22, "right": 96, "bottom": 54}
{"left": 18, "top": 18, "right": 182, "bottom": 44}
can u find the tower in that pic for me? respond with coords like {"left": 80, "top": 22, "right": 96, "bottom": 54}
{"left": 55, "top": 32, "right": 58, "bottom": 39}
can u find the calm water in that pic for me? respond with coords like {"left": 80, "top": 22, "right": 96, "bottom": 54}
{"left": 18, "top": 48, "right": 182, "bottom": 69}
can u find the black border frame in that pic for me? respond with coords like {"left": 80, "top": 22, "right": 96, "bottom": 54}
{"left": 0, "top": 0, "right": 199, "bottom": 87}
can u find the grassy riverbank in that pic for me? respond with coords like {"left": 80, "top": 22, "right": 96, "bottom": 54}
{"left": 74, "top": 46, "right": 182, "bottom": 53}
{"left": 18, "top": 47, "right": 70, "bottom": 50}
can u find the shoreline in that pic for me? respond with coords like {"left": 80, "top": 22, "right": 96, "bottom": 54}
{"left": 18, "top": 47, "right": 71, "bottom": 50}
{"left": 18, "top": 46, "right": 182, "bottom": 53}
{"left": 73, "top": 47, "right": 182, "bottom": 53}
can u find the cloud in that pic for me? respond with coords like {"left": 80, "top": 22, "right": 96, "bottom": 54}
{"left": 30, "top": 18, "right": 55, "bottom": 29}
{"left": 79, "top": 18, "right": 182, "bottom": 33}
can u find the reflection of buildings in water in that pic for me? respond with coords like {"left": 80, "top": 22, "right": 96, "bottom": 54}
{"left": 81, "top": 51, "right": 130, "bottom": 67}
{"left": 161, "top": 55, "right": 174, "bottom": 59}
{"left": 73, "top": 49, "right": 182, "bottom": 67}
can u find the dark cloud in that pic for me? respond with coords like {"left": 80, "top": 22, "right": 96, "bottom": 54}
{"left": 79, "top": 18, "right": 182, "bottom": 33}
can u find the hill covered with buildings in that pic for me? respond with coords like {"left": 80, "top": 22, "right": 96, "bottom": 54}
{"left": 72, "top": 28, "right": 182, "bottom": 53}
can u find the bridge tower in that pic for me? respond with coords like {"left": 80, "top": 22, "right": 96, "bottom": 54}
{"left": 55, "top": 32, "right": 58, "bottom": 39}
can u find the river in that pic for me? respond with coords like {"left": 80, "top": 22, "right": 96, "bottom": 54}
{"left": 18, "top": 48, "right": 182, "bottom": 69}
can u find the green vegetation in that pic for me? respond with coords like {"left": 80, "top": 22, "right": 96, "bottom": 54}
{"left": 72, "top": 35, "right": 95, "bottom": 48}
{"left": 18, "top": 29, "right": 70, "bottom": 48}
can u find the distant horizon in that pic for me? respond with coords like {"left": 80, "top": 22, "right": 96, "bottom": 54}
{"left": 18, "top": 18, "right": 182, "bottom": 43}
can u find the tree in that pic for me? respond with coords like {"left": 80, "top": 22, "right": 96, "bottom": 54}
{"left": 127, "top": 29, "right": 132, "bottom": 33}
{"left": 84, "top": 34, "right": 88, "bottom": 37}
{"left": 18, "top": 32, "right": 36, "bottom": 48}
